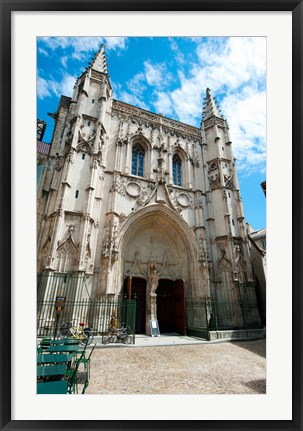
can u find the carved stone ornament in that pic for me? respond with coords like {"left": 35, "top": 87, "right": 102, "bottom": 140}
{"left": 102, "top": 221, "right": 119, "bottom": 262}
{"left": 55, "top": 156, "right": 64, "bottom": 171}
{"left": 57, "top": 224, "right": 79, "bottom": 251}
{"left": 199, "top": 248, "right": 209, "bottom": 267}
{"left": 190, "top": 155, "right": 200, "bottom": 167}
{"left": 209, "top": 161, "right": 218, "bottom": 171}
{"left": 110, "top": 174, "right": 126, "bottom": 195}
{"left": 77, "top": 141, "right": 92, "bottom": 154}
{"left": 119, "top": 213, "right": 127, "bottom": 224}
{"left": 194, "top": 195, "right": 203, "bottom": 209}
{"left": 66, "top": 149, "right": 75, "bottom": 164}
{"left": 224, "top": 171, "right": 234, "bottom": 190}
{"left": 176, "top": 193, "right": 191, "bottom": 208}
{"left": 112, "top": 100, "right": 201, "bottom": 140}
{"left": 126, "top": 181, "right": 142, "bottom": 198}
{"left": 90, "top": 156, "right": 101, "bottom": 169}
{"left": 234, "top": 244, "right": 247, "bottom": 276}
{"left": 208, "top": 173, "right": 221, "bottom": 190}
{"left": 155, "top": 156, "right": 168, "bottom": 184}
{"left": 236, "top": 190, "right": 242, "bottom": 201}
{"left": 170, "top": 193, "right": 182, "bottom": 213}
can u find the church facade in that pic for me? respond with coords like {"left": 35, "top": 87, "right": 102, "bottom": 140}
{"left": 37, "top": 45, "right": 260, "bottom": 335}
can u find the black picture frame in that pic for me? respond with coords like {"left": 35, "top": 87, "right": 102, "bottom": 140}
{"left": 1, "top": 1, "right": 302, "bottom": 430}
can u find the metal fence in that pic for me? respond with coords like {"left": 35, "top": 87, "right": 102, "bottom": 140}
{"left": 186, "top": 282, "right": 262, "bottom": 338}
{"left": 37, "top": 298, "right": 137, "bottom": 339}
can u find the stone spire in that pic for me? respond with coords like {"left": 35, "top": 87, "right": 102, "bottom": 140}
{"left": 90, "top": 44, "right": 108, "bottom": 74}
{"left": 202, "top": 88, "right": 224, "bottom": 121}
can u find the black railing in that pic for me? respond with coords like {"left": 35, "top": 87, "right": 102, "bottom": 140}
{"left": 37, "top": 298, "right": 137, "bottom": 339}
{"left": 186, "top": 282, "right": 262, "bottom": 338}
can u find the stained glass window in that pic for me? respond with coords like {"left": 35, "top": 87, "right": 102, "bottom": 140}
{"left": 173, "top": 154, "right": 182, "bottom": 186}
{"left": 132, "top": 143, "right": 145, "bottom": 177}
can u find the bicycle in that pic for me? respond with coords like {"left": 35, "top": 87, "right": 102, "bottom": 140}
{"left": 102, "top": 324, "right": 133, "bottom": 345}
{"left": 59, "top": 321, "right": 94, "bottom": 346}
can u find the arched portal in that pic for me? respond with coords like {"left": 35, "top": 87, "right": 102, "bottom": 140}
{"left": 117, "top": 204, "right": 199, "bottom": 334}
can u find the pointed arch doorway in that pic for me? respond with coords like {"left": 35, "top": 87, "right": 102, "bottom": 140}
{"left": 119, "top": 204, "right": 198, "bottom": 335}
{"left": 124, "top": 276, "right": 186, "bottom": 335}
{"left": 156, "top": 279, "right": 186, "bottom": 335}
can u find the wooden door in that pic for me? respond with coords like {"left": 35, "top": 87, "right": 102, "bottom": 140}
{"left": 156, "top": 279, "right": 174, "bottom": 333}
{"left": 156, "top": 279, "right": 186, "bottom": 335}
{"left": 131, "top": 278, "right": 146, "bottom": 334}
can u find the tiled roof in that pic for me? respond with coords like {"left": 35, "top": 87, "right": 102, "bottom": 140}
{"left": 37, "top": 140, "right": 50, "bottom": 155}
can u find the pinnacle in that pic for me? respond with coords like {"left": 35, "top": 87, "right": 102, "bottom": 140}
{"left": 202, "top": 88, "right": 224, "bottom": 121}
{"left": 90, "top": 44, "right": 108, "bottom": 75}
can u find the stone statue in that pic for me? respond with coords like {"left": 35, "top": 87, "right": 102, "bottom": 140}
{"left": 149, "top": 264, "right": 160, "bottom": 296}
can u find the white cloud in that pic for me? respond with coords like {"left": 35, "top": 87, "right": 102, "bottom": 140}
{"left": 169, "top": 37, "right": 178, "bottom": 52}
{"left": 118, "top": 91, "right": 149, "bottom": 111}
{"left": 127, "top": 72, "right": 147, "bottom": 97}
{"left": 148, "top": 36, "right": 266, "bottom": 176}
{"left": 222, "top": 90, "right": 266, "bottom": 175}
{"left": 38, "top": 47, "right": 49, "bottom": 56}
{"left": 195, "top": 37, "right": 266, "bottom": 92}
{"left": 40, "top": 36, "right": 101, "bottom": 52}
{"left": 37, "top": 73, "right": 77, "bottom": 99}
{"left": 39, "top": 36, "right": 127, "bottom": 58}
{"left": 144, "top": 61, "right": 164, "bottom": 87}
{"left": 153, "top": 92, "right": 173, "bottom": 116}
{"left": 124, "top": 60, "right": 174, "bottom": 103}
{"left": 164, "top": 70, "right": 203, "bottom": 125}
{"left": 168, "top": 38, "right": 186, "bottom": 64}
{"left": 60, "top": 56, "right": 68, "bottom": 68}
{"left": 103, "top": 37, "right": 127, "bottom": 51}
{"left": 37, "top": 76, "right": 52, "bottom": 99}
{"left": 60, "top": 74, "right": 77, "bottom": 97}
{"left": 144, "top": 61, "right": 173, "bottom": 89}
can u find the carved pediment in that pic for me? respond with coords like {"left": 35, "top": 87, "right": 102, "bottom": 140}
{"left": 76, "top": 141, "right": 93, "bottom": 154}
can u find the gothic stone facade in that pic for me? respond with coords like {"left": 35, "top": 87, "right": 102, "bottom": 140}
{"left": 37, "top": 46, "right": 254, "bottom": 334}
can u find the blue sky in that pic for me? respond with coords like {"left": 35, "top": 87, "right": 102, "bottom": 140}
{"left": 37, "top": 36, "right": 266, "bottom": 230}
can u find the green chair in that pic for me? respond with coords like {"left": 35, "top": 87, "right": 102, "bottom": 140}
{"left": 64, "top": 338, "right": 80, "bottom": 345}
{"left": 40, "top": 338, "right": 52, "bottom": 350}
{"left": 78, "top": 343, "right": 96, "bottom": 379}
{"left": 66, "top": 348, "right": 88, "bottom": 394}
{"left": 37, "top": 380, "right": 68, "bottom": 394}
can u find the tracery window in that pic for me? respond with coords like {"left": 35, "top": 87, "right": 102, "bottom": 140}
{"left": 173, "top": 154, "right": 182, "bottom": 186}
{"left": 132, "top": 143, "right": 145, "bottom": 177}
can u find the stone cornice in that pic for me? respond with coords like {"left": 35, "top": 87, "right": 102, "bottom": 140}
{"left": 112, "top": 99, "right": 201, "bottom": 141}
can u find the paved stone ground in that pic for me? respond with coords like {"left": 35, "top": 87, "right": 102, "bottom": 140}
{"left": 86, "top": 339, "right": 266, "bottom": 394}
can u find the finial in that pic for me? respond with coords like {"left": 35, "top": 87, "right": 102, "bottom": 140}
{"left": 201, "top": 88, "right": 224, "bottom": 123}
{"left": 90, "top": 44, "right": 108, "bottom": 75}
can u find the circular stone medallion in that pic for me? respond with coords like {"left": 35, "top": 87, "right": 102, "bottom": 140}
{"left": 126, "top": 181, "right": 141, "bottom": 197}
{"left": 177, "top": 193, "right": 190, "bottom": 207}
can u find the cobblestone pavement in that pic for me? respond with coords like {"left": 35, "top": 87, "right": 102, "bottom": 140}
{"left": 86, "top": 339, "right": 266, "bottom": 394}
